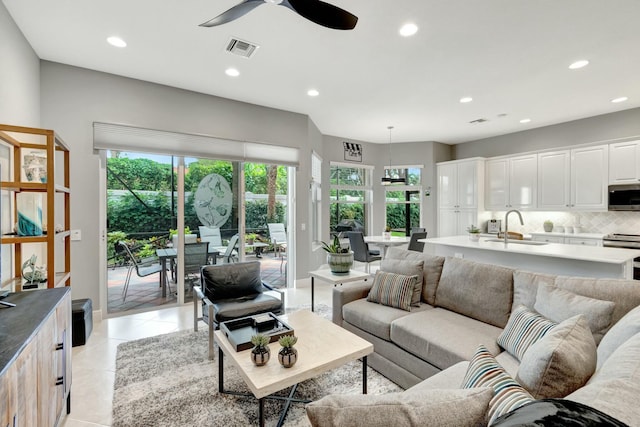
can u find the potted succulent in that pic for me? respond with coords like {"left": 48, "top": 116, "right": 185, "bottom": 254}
{"left": 321, "top": 235, "right": 353, "bottom": 274}
{"left": 250, "top": 334, "right": 271, "bottom": 366}
{"left": 278, "top": 335, "right": 298, "bottom": 368}
{"left": 543, "top": 220, "right": 554, "bottom": 233}
{"left": 467, "top": 225, "right": 481, "bottom": 242}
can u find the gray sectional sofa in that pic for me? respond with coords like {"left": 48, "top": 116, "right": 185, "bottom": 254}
{"left": 327, "top": 247, "right": 640, "bottom": 425}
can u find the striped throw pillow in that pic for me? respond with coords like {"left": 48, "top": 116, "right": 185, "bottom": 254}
{"left": 497, "top": 305, "right": 557, "bottom": 361}
{"left": 366, "top": 271, "right": 418, "bottom": 312}
{"left": 461, "top": 345, "right": 535, "bottom": 426}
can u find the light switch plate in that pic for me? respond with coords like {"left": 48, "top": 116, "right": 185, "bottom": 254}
{"left": 71, "top": 229, "right": 81, "bottom": 241}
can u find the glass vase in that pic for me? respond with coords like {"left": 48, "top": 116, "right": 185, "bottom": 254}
{"left": 16, "top": 193, "right": 43, "bottom": 236}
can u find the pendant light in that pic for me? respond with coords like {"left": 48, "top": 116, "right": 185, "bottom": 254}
{"left": 381, "top": 126, "right": 394, "bottom": 185}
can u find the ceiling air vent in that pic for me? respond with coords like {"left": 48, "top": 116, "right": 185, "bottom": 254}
{"left": 225, "top": 37, "right": 259, "bottom": 58}
{"left": 469, "top": 118, "right": 489, "bottom": 124}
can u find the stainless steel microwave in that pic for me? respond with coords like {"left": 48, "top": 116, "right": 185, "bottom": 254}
{"left": 608, "top": 184, "right": 640, "bottom": 211}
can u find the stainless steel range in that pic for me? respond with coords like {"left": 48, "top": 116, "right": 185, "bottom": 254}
{"left": 603, "top": 234, "right": 640, "bottom": 280}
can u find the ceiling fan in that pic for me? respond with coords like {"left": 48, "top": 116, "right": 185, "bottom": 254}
{"left": 199, "top": 0, "right": 358, "bottom": 30}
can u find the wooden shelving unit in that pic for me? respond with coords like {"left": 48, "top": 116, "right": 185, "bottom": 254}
{"left": 0, "top": 124, "right": 71, "bottom": 290}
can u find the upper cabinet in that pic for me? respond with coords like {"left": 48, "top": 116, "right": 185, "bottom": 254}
{"left": 486, "top": 154, "right": 537, "bottom": 210}
{"left": 609, "top": 140, "right": 640, "bottom": 184}
{"left": 437, "top": 158, "right": 484, "bottom": 237}
{"left": 537, "top": 145, "right": 608, "bottom": 211}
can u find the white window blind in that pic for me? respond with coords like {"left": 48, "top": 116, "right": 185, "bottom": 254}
{"left": 311, "top": 151, "right": 322, "bottom": 184}
{"left": 93, "top": 122, "right": 299, "bottom": 166}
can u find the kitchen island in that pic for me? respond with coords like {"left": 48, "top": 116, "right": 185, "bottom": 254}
{"left": 422, "top": 236, "right": 640, "bottom": 280}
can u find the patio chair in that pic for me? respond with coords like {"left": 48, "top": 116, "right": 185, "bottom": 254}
{"left": 267, "top": 223, "right": 287, "bottom": 258}
{"left": 193, "top": 261, "right": 285, "bottom": 359}
{"left": 346, "top": 231, "right": 381, "bottom": 273}
{"left": 182, "top": 242, "right": 209, "bottom": 294}
{"left": 199, "top": 225, "right": 225, "bottom": 253}
{"left": 221, "top": 234, "right": 240, "bottom": 263}
{"left": 115, "top": 241, "right": 166, "bottom": 301}
{"left": 408, "top": 231, "right": 427, "bottom": 252}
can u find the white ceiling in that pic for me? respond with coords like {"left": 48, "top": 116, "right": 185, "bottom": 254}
{"left": 4, "top": 0, "right": 640, "bottom": 144}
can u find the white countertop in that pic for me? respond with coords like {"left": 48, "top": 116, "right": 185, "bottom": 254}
{"left": 422, "top": 235, "right": 640, "bottom": 264}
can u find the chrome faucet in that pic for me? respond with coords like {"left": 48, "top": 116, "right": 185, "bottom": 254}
{"left": 504, "top": 209, "right": 524, "bottom": 244}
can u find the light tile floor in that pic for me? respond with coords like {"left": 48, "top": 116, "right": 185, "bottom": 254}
{"left": 60, "top": 280, "right": 333, "bottom": 427}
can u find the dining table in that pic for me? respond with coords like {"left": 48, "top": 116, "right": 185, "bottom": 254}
{"left": 364, "top": 235, "right": 411, "bottom": 258}
{"left": 156, "top": 247, "right": 220, "bottom": 297}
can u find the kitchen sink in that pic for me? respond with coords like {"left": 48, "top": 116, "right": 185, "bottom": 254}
{"left": 484, "top": 239, "right": 549, "bottom": 246}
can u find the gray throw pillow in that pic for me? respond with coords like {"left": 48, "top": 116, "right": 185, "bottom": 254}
{"left": 534, "top": 283, "right": 615, "bottom": 344}
{"left": 380, "top": 258, "right": 424, "bottom": 306}
{"left": 367, "top": 271, "right": 418, "bottom": 312}
{"left": 516, "top": 314, "right": 596, "bottom": 399}
{"left": 596, "top": 304, "right": 640, "bottom": 369}
{"left": 497, "top": 305, "right": 557, "bottom": 361}
{"left": 306, "top": 387, "right": 493, "bottom": 427}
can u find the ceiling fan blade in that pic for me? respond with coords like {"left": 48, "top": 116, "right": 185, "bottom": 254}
{"left": 282, "top": 0, "right": 358, "bottom": 30}
{"left": 199, "top": 0, "right": 264, "bottom": 27}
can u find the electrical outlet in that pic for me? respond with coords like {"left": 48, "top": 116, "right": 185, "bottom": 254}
{"left": 301, "top": 223, "right": 306, "bottom": 231}
{"left": 454, "top": 252, "right": 463, "bottom": 258}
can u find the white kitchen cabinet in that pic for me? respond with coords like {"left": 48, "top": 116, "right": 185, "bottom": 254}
{"left": 531, "top": 233, "right": 603, "bottom": 246}
{"left": 531, "top": 234, "right": 566, "bottom": 244}
{"left": 437, "top": 159, "right": 484, "bottom": 237}
{"left": 609, "top": 140, "right": 640, "bottom": 184}
{"left": 566, "top": 237, "right": 602, "bottom": 247}
{"left": 486, "top": 154, "right": 537, "bottom": 210}
{"left": 537, "top": 145, "right": 608, "bottom": 211}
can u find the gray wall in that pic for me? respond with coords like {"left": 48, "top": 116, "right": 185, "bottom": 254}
{"left": 454, "top": 107, "right": 640, "bottom": 159}
{"left": 0, "top": 2, "right": 40, "bottom": 126}
{"left": 40, "top": 61, "right": 315, "bottom": 311}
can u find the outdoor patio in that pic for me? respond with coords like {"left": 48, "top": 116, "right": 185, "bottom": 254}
{"left": 107, "top": 253, "right": 287, "bottom": 315}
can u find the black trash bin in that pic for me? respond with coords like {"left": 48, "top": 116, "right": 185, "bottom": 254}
{"left": 72, "top": 298, "right": 93, "bottom": 347}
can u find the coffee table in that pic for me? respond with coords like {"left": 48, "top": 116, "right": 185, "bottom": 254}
{"left": 214, "top": 310, "right": 374, "bottom": 427}
{"left": 308, "top": 269, "right": 370, "bottom": 312}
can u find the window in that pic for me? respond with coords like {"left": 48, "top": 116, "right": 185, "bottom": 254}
{"left": 385, "top": 167, "right": 422, "bottom": 235}
{"left": 330, "top": 163, "right": 372, "bottom": 236}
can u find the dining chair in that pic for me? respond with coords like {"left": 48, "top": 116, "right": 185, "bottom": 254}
{"left": 115, "top": 241, "right": 166, "bottom": 301}
{"left": 198, "top": 225, "right": 224, "bottom": 253}
{"left": 411, "top": 227, "right": 426, "bottom": 234}
{"left": 408, "top": 231, "right": 428, "bottom": 252}
{"left": 182, "top": 242, "right": 209, "bottom": 293}
{"left": 346, "top": 231, "right": 382, "bottom": 273}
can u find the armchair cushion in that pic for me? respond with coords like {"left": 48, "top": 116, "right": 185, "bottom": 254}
{"left": 212, "top": 293, "right": 283, "bottom": 323}
{"left": 201, "top": 261, "right": 264, "bottom": 301}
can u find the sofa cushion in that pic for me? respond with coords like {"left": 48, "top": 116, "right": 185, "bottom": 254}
{"left": 589, "top": 331, "right": 640, "bottom": 384}
{"left": 386, "top": 247, "right": 445, "bottom": 305}
{"left": 406, "top": 361, "right": 470, "bottom": 393}
{"left": 497, "top": 305, "right": 557, "bottom": 361}
{"left": 512, "top": 270, "right": 556, "bottom": 310}
{"left": 491, "top": 398, "right": 629, "bottom": 427}
{"left": 367, "top": 271, "right": 419, "bottom": 311}
{"left": 461, "top": 344, "right": 535, "bottom": 426}
{"left": 390, "top": 308, "right": 503, "bottom": 370}
{"left": 306, "top": 387, "right": 493, "bottom": 427}
{"left": 597, "top": 304, "right": 640, "bottom": 369}
{"left": 380, "top": 258, "right": 424, "bottom": 307}
{"left": 435, "top": 257, "right": 514, "bottom": 328}
{"left": 516, "top": 314, "right": 596, "bottom": 399}
{"left": 343, "top": 299, "right": 429, "bottom": 341}
{"left": 534, "top": 283, "right": 615, "bottom": 344}
{"left": 211, "top": 293, "right": 283, "bottom": 323}
{"left": 566, "top": 379, "right": 640, "bottom": 427}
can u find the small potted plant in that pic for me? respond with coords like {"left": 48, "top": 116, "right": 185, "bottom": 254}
{"left": 245, "top": 233, "right": 258, "bottom": 245}
{"left": 383, "top": 225, "right": 391, "bottom": 240}
{"left": 321, "top": 235, "right": 353, "bottom": 274}
{"left": 467, "top": 225, "right": 481, "bottom": 242}
{"left": 543, "top": 220, "right": 554, "bottom": 233}
{"left": 278, "top": 335, "right": 298, "bottom": 368}
{"left": 250, "top": 334, "right": 271, "bottom": 366}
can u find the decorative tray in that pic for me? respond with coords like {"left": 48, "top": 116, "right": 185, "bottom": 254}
{"left": 220, "top": 312, "right": 294, "bottom": 352}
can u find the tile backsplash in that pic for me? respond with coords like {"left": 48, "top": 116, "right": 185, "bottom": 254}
{"left": 485, "top": 211, "right": 640, "bottom": 235}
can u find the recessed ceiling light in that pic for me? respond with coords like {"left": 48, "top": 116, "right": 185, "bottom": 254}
{"left": 459, "top": 97, "right": 473, "bottom": 103}
{"left": 569, "top": 60, "right": 589, "bottom": 69}
{"left": 399, "top": 23, "right": 418, "bottom": 37}
{"left": 225, "top": 68, "right": 240, "bottom": 77}
{"left": 307, "top": 89, "right": 319, "bottom": 97}
{"left": 107, "top": 36, "right": 127, "bottom": 48}
{"left": 611, "top": 96, "right": 628, "bottom": 103}
{"left": 520, "top": 118, "right": 531, "bottom": 124}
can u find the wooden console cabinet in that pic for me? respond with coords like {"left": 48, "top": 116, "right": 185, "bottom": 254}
{"left": 0, "top": 288, "right": 72, "bottom": 426}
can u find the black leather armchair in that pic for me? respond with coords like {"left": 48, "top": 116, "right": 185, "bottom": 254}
{"left": 193, "top": 261, "right": 284, "bottom": 359}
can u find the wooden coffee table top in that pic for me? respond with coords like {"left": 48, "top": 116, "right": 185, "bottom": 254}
{"left": 214, "top": 310, "right": 373, "bottom": 399}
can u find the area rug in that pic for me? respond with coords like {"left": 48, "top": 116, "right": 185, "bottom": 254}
{"left": 112, "top": 304, "right": 402, "bottom": 427}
